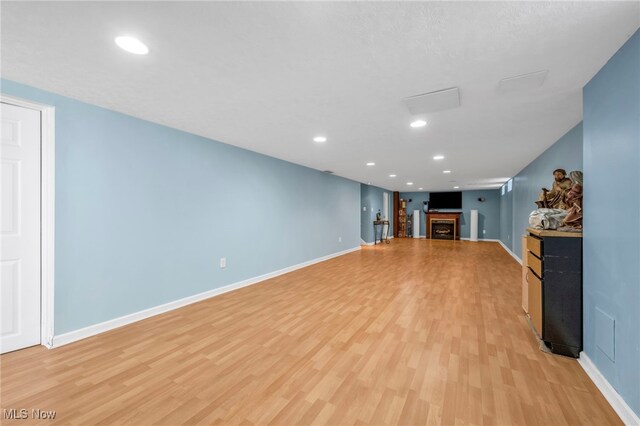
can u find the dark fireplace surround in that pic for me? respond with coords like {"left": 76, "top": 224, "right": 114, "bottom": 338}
{"left": 431, "top": 219, "right": 456, "bottom": 240}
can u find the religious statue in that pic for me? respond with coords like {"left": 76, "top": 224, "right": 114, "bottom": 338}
{"left": 535, "top": 169, "right": 572, "bottom": 209}
{"left": 560, "top": 170, "right": 583, "bottom": 230}
{"left": 529, "top": 169, "right": 584, "bottom": 231}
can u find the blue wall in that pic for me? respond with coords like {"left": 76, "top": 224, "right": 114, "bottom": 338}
{"left": 583, "top": 30, "right": 640, "bottom": 417}
{"left": 461, "top": 190, "right": 501, "bottom": 240}
{"left": 360, "top": 184, "right": 393, "bottom": 243}
{"left": 499, "top": 123, "right": 583, "bottom": 257}
{"left": 1, "top": 79, "right": 361, "bottom": 335}
{"left": 399, "top": 190, "right": 500, "bottom": 239}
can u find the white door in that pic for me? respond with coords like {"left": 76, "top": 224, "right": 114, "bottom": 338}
{"left": 1, "top": 102, "right": 41, "bottom": 353}
{"left": 383, "top": 192, "right": 389, "bottom": 220}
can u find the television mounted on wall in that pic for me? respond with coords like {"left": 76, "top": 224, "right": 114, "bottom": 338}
{"left": 429, "top": 191, "right": 462, "bottom": 210}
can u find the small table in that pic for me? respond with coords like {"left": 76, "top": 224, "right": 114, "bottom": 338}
{"left": 373, "top": 220, "right": 390, "bottom": 244}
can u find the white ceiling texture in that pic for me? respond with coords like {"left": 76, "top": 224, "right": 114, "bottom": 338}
{"left": 2, "top": 1, "right": 639, "bottom": 191}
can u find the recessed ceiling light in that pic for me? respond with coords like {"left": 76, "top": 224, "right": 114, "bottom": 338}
{"left": 313, "top": 136, "right": 327, "bottom": 143}
{"left": 453, "top": 186, "right": 460, "bottom": 189}
{"left": 115, "top": 36, "right": 149, "bottom": 55}
{"left": 410, "top": 120, "right": 427, "bottom": 128}
{"left": 389, "top": 174, "right": 397, "bottom": 178}
{"left": 433, "top": 155, "right": 445, "bottom": 160}
{"left": 443, "top": 170, "right": 451, "bottom": 174}
{"left": 418, "top": 187, "right": 423, "bottom": 190}
{"left": 406, "top": 182, "right": 414, "bottom": 185}
{"left": 366, "top": 162, "right": 375, "bottom": 166}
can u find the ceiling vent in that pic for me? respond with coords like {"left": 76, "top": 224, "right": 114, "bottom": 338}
{"left": 498, "top": 70, "right": 548, "bottom": 93}
{"left": 404, "top": 87, "right": 461, "bottom": 115}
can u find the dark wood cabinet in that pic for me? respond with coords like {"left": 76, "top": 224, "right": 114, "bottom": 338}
{"left": 393, "top": 192, "right": 399, "bottom": 238}
{"left": 526, "top": 228, "right": 583, "bottom": 358}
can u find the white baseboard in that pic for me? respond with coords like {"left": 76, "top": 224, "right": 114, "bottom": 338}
{"left": 578, "top": 352, "right": 640, "bottom": 426}
{"left": 52, "top": 246, "right": 361, "bottom": 348}
{"left": 497, "top": 239, "right": 523, "bottom": 265}
{"left": 460, "top": 237, "right": 500, "bottom": 242}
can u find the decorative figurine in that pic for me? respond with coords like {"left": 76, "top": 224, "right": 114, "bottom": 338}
{"left": 535, "top": 168, "right": 572, "bottom": 209}
{"left": 559, "top": 170, "right": 583, "bottom": 231}
{"left": 529, "top": 169, "right": 584, "bottom": 231}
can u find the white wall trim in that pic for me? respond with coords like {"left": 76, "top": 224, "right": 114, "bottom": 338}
{"left": 578, "top": 352, "right": 640, "bottom": 426}
{"left": 1, "top": 94, "right": 56, "bottom": 349}
{"left": 52, "top": 246, "right": 361, "bottom": 348}
{"left": 497, "top": 239, "right": 523, "bottom": 265}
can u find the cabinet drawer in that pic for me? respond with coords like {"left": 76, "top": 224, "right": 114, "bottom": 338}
{"left": 527, "top": 235, "right": 542, "bottom": 257}
{"left": 527, "top": 269, "right": 543, "bottom": 337}
{"left": 527, "top": 251, "right": 542, "bottom": 278}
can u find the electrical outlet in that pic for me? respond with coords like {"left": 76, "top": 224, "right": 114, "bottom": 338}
{"left": 482, "top": 229, "right": 486, "bottom": 235}
{"left": 338, "top": 236, "right": 342, "bottom": 243}
{"left": 363, "top": 206, "right": 366, "bottom": 211}
{"left": 219, "top": 257, "right": 226, "bottom": 268}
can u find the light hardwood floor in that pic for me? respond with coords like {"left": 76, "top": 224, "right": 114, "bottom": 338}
{"left": 1, "top": 239, "right": 621, "bottom": 425}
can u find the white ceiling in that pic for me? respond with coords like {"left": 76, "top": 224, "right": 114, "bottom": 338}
{"left": 2, "top": 2, "right": 639, "bottom": 191}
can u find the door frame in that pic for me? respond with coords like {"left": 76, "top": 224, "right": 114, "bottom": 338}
{"left": 1, "top": 94, "right": 56, "bottom": 349}
{"left": 383, "top": 192, "right": 389, "bottom": 220}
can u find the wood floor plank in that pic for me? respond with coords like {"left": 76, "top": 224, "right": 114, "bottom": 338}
{"left": 0, "top": 239, "right": 623, "bottom": 425}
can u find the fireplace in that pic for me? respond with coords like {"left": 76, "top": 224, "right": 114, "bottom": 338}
{"left": 425, "top": 212, "right": 461, "bottom": 240}
{"left": 430, "top": 219, "right": 456, "bottom": 240}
